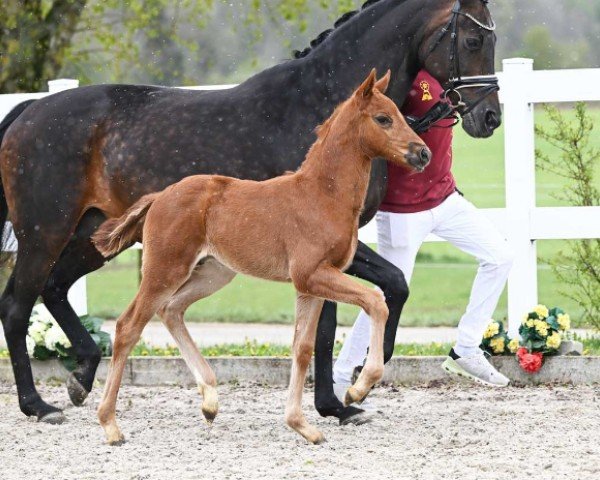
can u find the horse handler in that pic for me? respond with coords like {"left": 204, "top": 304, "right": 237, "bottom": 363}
{"left": 333, "top": 70, "right": 513, "bottom": 396}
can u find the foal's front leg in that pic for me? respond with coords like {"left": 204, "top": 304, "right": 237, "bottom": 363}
{"left": 285, "top": 294, "right": 325, "bottom": 444}
{"left": 297, "top": 265, "right": 389, "bottom": 406}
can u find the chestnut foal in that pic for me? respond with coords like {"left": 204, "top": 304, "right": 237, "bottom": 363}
{"left": 93, "top": 70, "right": 429, "bottom": 445}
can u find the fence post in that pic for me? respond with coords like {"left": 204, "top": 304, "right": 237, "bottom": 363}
{"left": 46, "top": 78, "right": 88, "bottom": 315}
{"left": 47, "top": 78, "right": 79, "bottom": 93}
{"left": 502, "top": 58, "right": 537, "bottom": 337}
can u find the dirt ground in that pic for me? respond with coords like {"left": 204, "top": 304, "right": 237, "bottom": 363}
{"left": 1, "top": 381, "right": 599, "bottom": 480}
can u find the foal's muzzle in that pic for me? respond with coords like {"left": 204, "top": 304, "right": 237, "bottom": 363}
{"left": 405, "top": 143, "right": 431, "bottom": 172}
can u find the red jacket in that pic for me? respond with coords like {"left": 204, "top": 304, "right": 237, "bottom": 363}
{"left": 380, "top": 70, "right": 456, "bottom": 214}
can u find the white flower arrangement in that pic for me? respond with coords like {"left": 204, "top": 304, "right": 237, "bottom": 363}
{"left": 27, "top": 304, "right": 72, "bottom": 359}
{"left": 25, "top": 304, "right": 112, "bottom": 370}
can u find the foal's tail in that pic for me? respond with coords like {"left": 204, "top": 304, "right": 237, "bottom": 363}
{"left": 0, "top": 100, "right": 37, "bottom": 258}
{"left": 92, "top": 193, "right": 160, "bottom": 258}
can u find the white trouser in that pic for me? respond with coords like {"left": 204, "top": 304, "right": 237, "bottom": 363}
{"left": 333, "top": 192, "right": 514, "bottom": 384}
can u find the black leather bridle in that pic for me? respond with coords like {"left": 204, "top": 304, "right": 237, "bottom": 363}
{"left": 424, "top": 0, "right": 499, "bottom": 117}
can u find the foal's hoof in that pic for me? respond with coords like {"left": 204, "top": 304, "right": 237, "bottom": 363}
{"left": 343, "top": 386, "right": 364, "bottom": 407}
{"left": 39, "top": 410, "right": 66, "bottom": 425}
{"left": 67, "top": 374, "right": 90, "bottom": 407}
{"left": 201, "top": 386, "right": 219, "bottom": 425}
{"left": 310, "top": 432, "right": 327, "bottom": 445}
{"left": 106, "top": 431, "right": 126, "bottom": 446}
{"left": 109, "top": 438, "right": 126, "bottom": 447}
{"left": 202, "top": 407, "right": 217, "bottom": 425}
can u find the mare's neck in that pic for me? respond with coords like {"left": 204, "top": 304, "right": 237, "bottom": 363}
{"left": 296, "top": 0, "right": 432, "bottom": 112}
{"left": 297, "top": 116, "right": 372, "bottom": 215}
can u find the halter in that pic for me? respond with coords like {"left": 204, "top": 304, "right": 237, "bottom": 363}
{"left": 425, "top": 0, "right": 499, "bottom": 116}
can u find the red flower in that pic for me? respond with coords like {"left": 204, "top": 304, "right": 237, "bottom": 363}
{"left": 517, "top": 349, "right": 543, "bottom": 373}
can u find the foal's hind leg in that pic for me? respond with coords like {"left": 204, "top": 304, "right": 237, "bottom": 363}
{"left": 285, "top": 294, "right": 325, "bottom": 444}
{"left": 98, "top": 257, "right": 200, "bottom": 445}
{"left": 158, "top": 257, "right": 236, "bottom": 424}
{"left": 98, "top": 218, "right": 204, "bottom": 445}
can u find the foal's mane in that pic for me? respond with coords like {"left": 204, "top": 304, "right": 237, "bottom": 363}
{"left": 293, "top": 0, "right": 398, "bottom": 59}
{"left": 314, "top": 102, "right": 347, "bottom": 140}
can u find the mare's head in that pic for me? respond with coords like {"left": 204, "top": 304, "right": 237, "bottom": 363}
{"left": 340, "top": 70, "right": 431, "bottom": 172}
{"left": 421, "top": 0, "right": 500, "bottom": 138}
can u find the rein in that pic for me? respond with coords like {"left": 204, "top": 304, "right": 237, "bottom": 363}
{"left": 425, "top": 0, "right": 499, "bottom": 116}
{"left": 406, "top": 101, "right": 458, "bottom": 134}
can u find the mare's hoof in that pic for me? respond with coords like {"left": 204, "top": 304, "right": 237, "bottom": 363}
{"left": 312, "top": 435, "right": 327, "bottom": 445}
{"left": 109, "top": 438, "right": 126, "bottom": 447}
{"left": 39, "top": 411, "right": 66, "bottom": 425}
{"left": 67, "top": 374, "right": 90, "bottom": 407}
{"left": 339, "top": 409, "right": 373, "bottom": 426}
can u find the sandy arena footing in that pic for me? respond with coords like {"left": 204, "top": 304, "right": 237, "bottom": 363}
{"left": 1, "top": 382, "right": 599, "bottom": 480}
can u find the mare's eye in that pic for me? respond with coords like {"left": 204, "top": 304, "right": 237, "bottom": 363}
{"left": 374, "top": 115, "right": 393, "bottom": 128}
{"left": 464, "top": 36, "right": 483, "bottom": 51}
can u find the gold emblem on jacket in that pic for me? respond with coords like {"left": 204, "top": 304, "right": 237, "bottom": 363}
{"left": 420, "top": 81, "right": 433, "bottom": 101}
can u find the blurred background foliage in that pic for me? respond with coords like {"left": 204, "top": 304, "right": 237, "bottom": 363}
{"left": 1, "top": 0, "right": 599, "bottom": 93}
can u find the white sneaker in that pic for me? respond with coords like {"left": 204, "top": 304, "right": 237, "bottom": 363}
{"left": 442, "top": 352, "right": 510, "bottom": 387}
{"left": 333, "top": 382, "right": 377, "bottom": 411}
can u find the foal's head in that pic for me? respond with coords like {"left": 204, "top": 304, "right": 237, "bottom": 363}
{"left": 343, "top": 70, "right": 431, "bottom": 172}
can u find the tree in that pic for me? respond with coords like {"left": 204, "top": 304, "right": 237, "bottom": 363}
{"left": 518, "top": 25, "right": 588, "bottom": 70}
{"left": 0, "top": 0, "right": 359, "bottom": 93}
{"left": 535, "top": 103, "right": 600, "bottom": 328}
{"left": 1, "top": 0, "right": 88, "bottom": 92}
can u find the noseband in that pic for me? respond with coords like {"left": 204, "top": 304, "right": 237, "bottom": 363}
{"left": 426, "top": 0, "right": 499, "bottom": 116}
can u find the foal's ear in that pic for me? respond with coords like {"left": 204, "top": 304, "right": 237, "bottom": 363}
{"left": 355, "top": 69, "right": 378, "bottom": 104}
{"left": 375, "top": 69, "right": 391, "bottom": 94}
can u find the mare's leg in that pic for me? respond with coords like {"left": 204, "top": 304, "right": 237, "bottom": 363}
{"left": 345, "top": 243, "right": 409, "bottom": 366}
{"left": 285, "top": 294, "right": 325, "bottom": 444}
{"left": 158, "top": 257, "right": 236, "bottom": 423}
{"left": 295, "top": 265, "right": 389, "bottom": 407}
{"left": 98, "top": 249, "right": 201, "bottom": 444}
{"left": 0, "top": 236, "right": 73, "bottom": 422}
{"left": 313, "top": 241, "right": 409, "bottom": 421}
{"left": 41, "top": 209, "right": 117, "bottom": 406}
{"left": 313, "top": 301, "right": 366, "bottom": 423}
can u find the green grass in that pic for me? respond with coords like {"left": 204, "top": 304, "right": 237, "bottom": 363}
{"left": 6, "top": 337, "right": 599, "bottom": 358}
{"left": 119, "top": 340, "right": 454, "bottom": 357}
{"left": 87, "top": 107, "right": 600, "bottom": 328}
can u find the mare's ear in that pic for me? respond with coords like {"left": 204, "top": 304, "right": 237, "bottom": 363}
{"left": 375, "top": 69, "right": 391, "bottom": 94}
{"left": 355, "top": 69, "right": 377, "bottom": 107}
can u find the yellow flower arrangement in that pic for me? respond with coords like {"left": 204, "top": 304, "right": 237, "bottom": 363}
{"left": 534, "top": 319, "right": 549, "bottom": 337}
{"left": 533, "top": 304, "right": 549, "bottom": 319}
{"left": 546, "top": 331, "right": 561, "bottom": 350}
{"left": 490, "top": 336, "right": 506, "bottom": 354}
{"left": 557, "top": 313, "right": 571, "bottom": 331}
{"left": 508, "top": 338, "right": 520, "bottom": 353}
{"left": 483, "top": 321, "right": 500, "bottom": 339}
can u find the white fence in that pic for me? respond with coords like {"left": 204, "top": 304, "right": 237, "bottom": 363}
{"left": 1, "top": 58, "right": 599, "bottom": 335}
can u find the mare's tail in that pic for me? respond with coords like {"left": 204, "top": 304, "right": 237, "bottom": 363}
{"left": 0, "top": 100, "right": 37, "bottom": 255}
{"left": 92, "top": 193, "right": 160, "bottom": 258}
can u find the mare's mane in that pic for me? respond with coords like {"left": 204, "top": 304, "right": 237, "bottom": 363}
{"left": 293, "top": 0, "right": 391, "bottom": 59}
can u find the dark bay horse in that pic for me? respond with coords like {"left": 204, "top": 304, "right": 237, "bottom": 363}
{"left": 0, "top": 0, "right": 500, "bottom": 424}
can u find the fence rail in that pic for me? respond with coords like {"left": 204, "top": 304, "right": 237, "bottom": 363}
{"left": 1, "top": 59, "right": 599, "bottom": 335}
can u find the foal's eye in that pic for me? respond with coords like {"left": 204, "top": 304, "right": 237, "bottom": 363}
{"left": 464, "top": 36, "right": 483, "bottom": 51}
{"left": 374, "top": 115, "right": 393, "bottom": 128}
